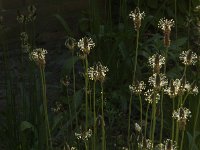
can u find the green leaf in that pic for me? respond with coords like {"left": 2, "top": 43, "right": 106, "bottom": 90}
{"left": 62, "top": 56, "right": 79, "bottom": 75}
{"left": 53, "top": 14, "right": 74, "bottom": 36}
{"left": 20, "top": 121, "right": 34, "bottom": 132}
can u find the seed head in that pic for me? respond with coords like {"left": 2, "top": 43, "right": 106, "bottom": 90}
{"left": 158, "top": 18, "right": 175, "bottom": 47}
{"left": 172, "top": 107, "right": 191, "bottom": 130}
{"left": 179, "top": 50, "right": 197, "bottom": 66}
{"left": 144, "top": 89, "right": 160, "bottom": 104}
{"left": 137, "top": 136, "right": 153, "bottom": 150}
{"left": 149, "top": 53, "right": 165, "bottom": 74}
{"left": 149, "top": 73, "right": 168, "bottom": 91}
{"left": 17, "top": 5, "right": 37, "bottom": 24}
{"left": 75, "top": 129, "right": 92, "bottom": 141}
{"left": 29, "top": 48, "right": 47, "bottom": 67}
{"left": 129, "top": 81, "right": 146, "bottom": 95}
{"left": 78, "top": 37, "right": 95, "bottom": 55}
{"left": 164, "top": 79, "right": 179, "bottom": 98}
{"left": 20, "top": 32, "right": 31, "bottom": 52}
{"left": 135, "top": 123, "right": 142, "bottom": 133}
{"left": 88, "top": 62, "right": 109, "bottom": 82}
{"left": 65, "top": 37, "right": 76, "bottom": 51}
{"left": 129, "top": 7, "right": 145, "bottom": 31}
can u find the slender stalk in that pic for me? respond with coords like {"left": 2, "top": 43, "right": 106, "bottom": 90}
{"left": 85, "top": 141, "right": 88, "bottom": 150}
{"left": 67, "top": 87, "right": 72, "bottom": 130}
{"left": 93, "top": 81, "right": 96, "bottom": 150}
{"left": 139, "top": 94, "right": 143, "bottom": 128}
{"left": 133, "top": 30, "right": 140, "bottom": 82}
{"left": 192, "top": 93, "right": 200, "bottom": 148}
{"left": 72, "top": 51, "right": 78, "bottom": 127}
{"left": 175, "top": 96, "right": 181, "bottom": 145}
{"left": 180, "top": 130, "right": 185, "bottom": 150}
{"left": 187, "top": 0, "right": 191, "bottom": 48}
{"left": 144, "top": 103, "right": 150, "bottom": 138}
{"left": 85, "top": 56, "right": 89, "bottom": 130}
{"left": 171, "top": 98, "right": 175, "bottom": 141}
{"left": 151, "top": 92, "right": 157, "bottom": 144}
{"left": 101, "top": 82, "right": 106, "bottom": 150}
{"left": 175, "top": 0, "right": 177, "bottom": 40}
{"left": 39, "top": 66, "right": 53, "bottom": 150}
{"left": 159, "top": 47, "right": 169, "bottom": 142}
{"left": 128, "top": 93, "right": 133, "bottom": 149}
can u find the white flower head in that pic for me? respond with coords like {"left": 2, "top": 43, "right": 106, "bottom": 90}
{"left": 29, "top": 48, "right": 47, "bottom": 66}
{"left": 144, "top": 89, "right": 160, "bottom": 104}
{"left": 75, "top": 129, "right": 92, "bottom": 141}
{"left": 158, "top": 18, "right": 175, "bottom": 32}
{"left": 129, "top": 81, "right": 146, "bottom": 95}
{"left": 172, "top": 107, "right": 191, "bottom": 130}
{"left": 148, "top": 53, "right": 165, "bottom": 73}
{"left": 78, "top": 37, "right": 95, "bottom": 55}
{"left": 149, "top": 73, "right": 168, "bottom": 91}
{"left": 129, "top": 7, "right": 145, "bottom": 31}
{"left": 179, "top": 50, "right": 198, "bottom": 66}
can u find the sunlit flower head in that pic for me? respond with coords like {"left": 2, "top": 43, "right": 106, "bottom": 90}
{"left": 158, "top": 18, "right": 175, "bottom": 47}
{"left": 88, "top": 62, "right": 109, "bottom": 82}
{"left": 174, "top": 77, "right": 191, "bottom": 96}
{"left": 129, "top": 7, "right": 145, "bottom": 31}
{"left": 17, "top": 5, "right": 37, "bottom": 24}
{"left": 65, "top": 37, "right": 76, "bottom": 51}
{"left": 144, "top": 89, "right": 160, "bottom": 104}
{"left": 179, "top": 50, "right": 197, "bottom": 66}
{"left": 135, "top": 123, "right": 142, "bottom": 133}
{"left": 129, "top": 81, "right": 146, "bottom": 95}
{"left": 78, "top": 37, "right": 95, "bottom": 55}
{"left": 172, "top": 107, "right": 191, "bottom": 130}
{"left": 137, "top": 136, "right": 153, "bottom": 150}
{"left": 158, "top": 18, "right": 175, "bottom": 31}
{"left": 149, "top": 53, "right": 165, "bottom": 73}
{"left": 164, "top": 79, "right": 179, "bottom": 98}
{"left": 29, "top": 48, "right": 47, "bottom": 67}
{"left": 149, "top": 73, "right": 168, "bottom": 91}
{"left": 75, "top": 129, "right": 92, "bottom": 141}
{"left": 20, "top": 32, "right": 31, "bottom": 52}
{"left": 164, "top": 139, "right": 177, "bottom": 150}
{"left": 188, "top": 83, "right": 198, "bottom": 95}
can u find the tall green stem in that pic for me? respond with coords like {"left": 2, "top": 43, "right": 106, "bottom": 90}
{"left": 85, "top": 56, "right": 89, "bottom": 130}
{"left": 101, "top": 82, "right": 106, "bottom": 150}
{"left": 192, "top": 93, "right": 200, "bottom": 148}
{"left": 39, "top": 66, "right": 53, "bottom": 150}
{"left": 128, "top": 93, "right": 133, "bottom": 149}
{"left": 139, "top": 94, "right": 142, "bottom": 128}
{"left": 133, "top": 30, "right": 139, "bottom": 82}
{"left": 171, "top": 98, "right": 175, "bottom": 141}
{"left": 151, "top": 92, "right": 157, "bottom": 145}
{"left": 93, "top": 81, "right": 96, "bottom": 150}
{"left": 180, "top": 130, "right": 185, "bottom": 150}
{"left": 144, "top": 103, "right": 150, "bottom": 138}
{"left": 72, "top": 51, "right": 78, "bottom": 127}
